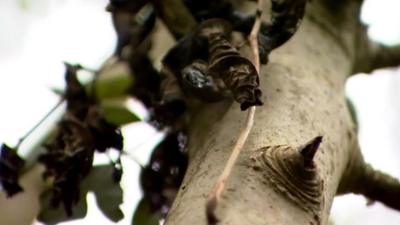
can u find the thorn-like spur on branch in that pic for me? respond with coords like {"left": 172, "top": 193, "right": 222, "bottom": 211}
{"left": 151, "top": 0, "right": 196, "bottom": 39}
{"left": 300, "top": 136, "right": 323, "bottom": 168}
{"left": 353, "top": 164, "right": 400, "bottom": 210}
{"left": 258, "top": 0, "right": 306, "bottom": 64}
{"left": 254, "top": 142, "right": 324, "bottom": 224}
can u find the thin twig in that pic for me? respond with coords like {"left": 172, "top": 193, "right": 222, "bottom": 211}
{"left": 15, "top": 98, "right": 65, "bottom": 149}
{"left": 206, "top": 106, "right": 256, "bottom": 224}
{"left": 121, "top": 150, "right": 145, "bottom": 168}
{"left": 249, "top": 2, "right": 263, "bottom": 74}
{"left": 206, "top": 1, "right": 264, "bottom": 223}
{"left": 121, "top": 128, "right": 167, "bottom": 168}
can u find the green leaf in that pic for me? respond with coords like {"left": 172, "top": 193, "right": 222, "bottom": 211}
{"left": 49, "top": 87, "right": 65, "bottom": 96}
{"left": 93, "top": 61, "right": 133, "bottom": 99}
{"left": 38, "top": 165, "right": 124, "bottom": 224}
{"left": 37, "top": 189, "right": 88, "bottom": 225}
{"left": 132, "top": 198, "right": 160, "bottom": 225}
{"left": 82, "top": 165, "right": 124, "bottom": 222}
{"left": 101, "top": 97, "right": 141, "bottom": 126}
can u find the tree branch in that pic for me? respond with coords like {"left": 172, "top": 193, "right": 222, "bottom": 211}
{"left": 337, "top": 143, "right": 400, "bottom": 210}
{"left": 151, "top": 0, "right": 196, "bottom": 39}
{"left": 353, "top": 40, "right": 400, "bottom": 74}
{"left": 368, "top": 44, "right": 400, "bottom": 72}
{"left": 354, "top": 164, "right": 400, "bottom": 210}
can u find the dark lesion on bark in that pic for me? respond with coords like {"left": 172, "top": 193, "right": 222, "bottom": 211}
{"left": 250, "top": 136, "right": 324, "bottom": 224}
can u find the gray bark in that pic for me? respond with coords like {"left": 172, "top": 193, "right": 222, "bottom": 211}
{"left": 165, "top": 1, "right": 375, "bottom": 225}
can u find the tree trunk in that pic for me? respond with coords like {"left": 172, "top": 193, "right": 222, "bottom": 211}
{"left": 165, "top": 1, "right": 382, "bottom": 225}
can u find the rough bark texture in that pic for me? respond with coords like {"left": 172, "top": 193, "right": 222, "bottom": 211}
{"left": 165, "top": 1, "right": 367, "bottom": 225}
{"left": 2, "top": 1, "right": 400, "bottom": 225}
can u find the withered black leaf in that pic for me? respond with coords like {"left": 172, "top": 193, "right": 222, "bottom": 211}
{"left": 266, "top": 0, "right": 306, "bottom": 49}
{"left": 39, "top": 117, "right": 95, "bottom": 216}
{"left": 149, "top": 66, "right": 187, "bottom": 129}
{"left": 183, "top": 0, "right": 232, "bottom": 21}
{"left": 159, "top": 19, "right": 231, "bottom": 108}
{"left": 181, "top": 60, "right": 226, "bottom": 101}
{"left": 184, "top": 0, "right": 306, "bottom": 65}
{"left": 0, "top": 144, "right": 25, "bottom": 197}
{"left": 38, "top": 187, "right": 88, "bottom": 225}
{"left": 38, "top": 164, "right": 123, "bottom": 224}
{"left": 139, "top": 131, "right": 188, "bottom": 217}
{"left": 161, "top": 18, "right": 262, "bottom": 110}
{"left": 64, "top": 62, "right": 91, "bottom": 120}
{"left": 64, "top": 63, "right": 123, "bottom": 152}
{"left": 112, "top": 162, "right": 123, "bottom": 183}
{"left": 107, "top": 0, "right": 149, "bottom": 14}
{"left": 129, "top": 51, "right": 161, "bottom": 108}
{"left": 111, "top": 1, "right": 156, "bottom": 58}
{"left": 257, "top": 0, "right": 307, "bottom": 63}
{"left": 39, "top": 63, "right": 124, "bottom": 216}
{"left": 183, "top": 0, "right": 255, "bottom": 34}
{"left": 161, "top": 18, "right": 232, "bottom": 83}
{"left": 208, "top": 32, "right": 262, "bottom": 110}
{"left": 86, "top": 106, "right": 123, "bottom": 153}
{"left": 111, "top": 2, "right": 162, "bottom": 109}
{"left": 183, "top": 0, "right": 269, "bottom": 63}
{"left": 151, "top": 100, "right": 186, "bottom": 130}
{"left": 132, "top": 197, "right": 160, "bottom": 225}
{"left": 161, "top": 32, "right": 208, "bottom": 83}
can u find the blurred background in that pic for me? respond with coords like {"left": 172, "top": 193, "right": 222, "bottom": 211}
{"left": 0, "top": 0, "right": 399, "bottom": 224}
